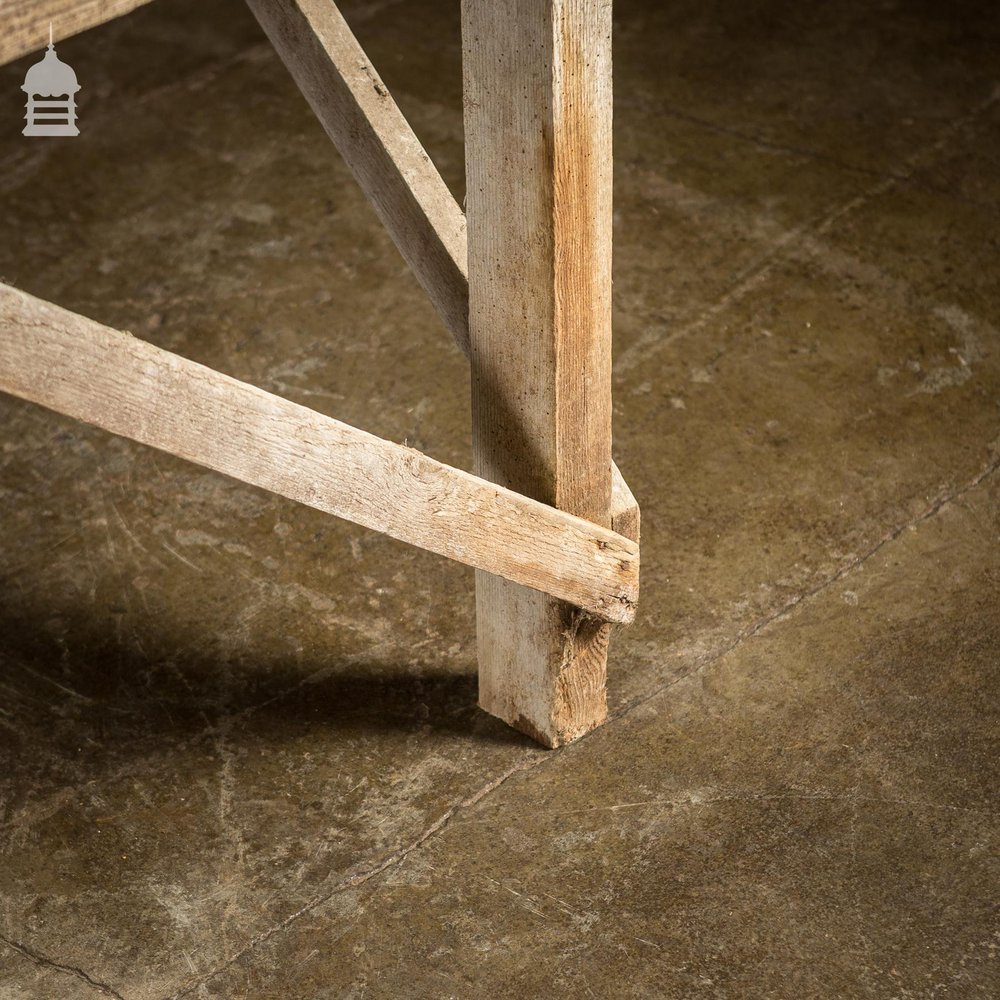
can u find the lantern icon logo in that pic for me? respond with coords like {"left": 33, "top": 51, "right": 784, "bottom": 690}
{"left": 22, "top": 25, "right": 80, "bottom": 137}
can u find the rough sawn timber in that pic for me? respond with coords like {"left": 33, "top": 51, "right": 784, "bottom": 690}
{"left": 0, "top": 282, "right": 637, "bottom": 623}
{"left": 463, "top": 0, "right": 618, "bottom": 746}
{"left": 245, "top": 0, "right": 470, "bottom": 354}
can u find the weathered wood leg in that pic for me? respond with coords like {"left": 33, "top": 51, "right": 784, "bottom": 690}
{"left": 463, "top": 0, "right": 616, "bottom": 746}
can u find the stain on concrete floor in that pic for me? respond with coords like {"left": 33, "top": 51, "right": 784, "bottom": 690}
{"left": 0, "top": 0, "right": 997, "bottom": 997}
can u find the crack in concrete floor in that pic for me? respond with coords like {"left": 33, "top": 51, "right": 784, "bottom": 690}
{"left": 137, "top": 452, "right": 1000, "bottom": 1000}
{"left": 614, "top": 82, "right": 1000, "bottom": 376}
{"left": 7, "top": 440, "right": 990, "bottom": 999}
{"left": 3, "top": 114, "right": 998, "bottom": 1000}
{"left": 1, "top": 0, "right": 997, "bottom": 995}
{"left": 0, "top": 934, "right": 127, "bottom": 1000}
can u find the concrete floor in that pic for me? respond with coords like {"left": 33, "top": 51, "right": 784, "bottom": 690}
{"left": 0, "top": 0, "right": 998, "bottom": 996}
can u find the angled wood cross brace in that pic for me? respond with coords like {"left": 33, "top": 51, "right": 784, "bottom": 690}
{"left": 0, "top": 285, "right": 637, "bottom": 623}
{"left": 0, "top": 0, "right": 640, "bottom": 746}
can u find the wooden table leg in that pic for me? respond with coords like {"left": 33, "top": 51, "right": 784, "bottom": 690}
{"left": 463, "top": 0, "right": 615, "bottom": 746}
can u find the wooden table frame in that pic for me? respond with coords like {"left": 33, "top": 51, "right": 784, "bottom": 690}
{"left": 0, "top": 0, "right": 640, "bottom": 748}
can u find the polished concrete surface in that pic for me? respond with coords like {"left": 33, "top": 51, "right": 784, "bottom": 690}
{"left": 0, "top": 1, "right": 997, "bottom": 997}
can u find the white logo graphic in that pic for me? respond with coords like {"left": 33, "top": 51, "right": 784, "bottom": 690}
{"left": 22, "top": 25, "right": 80, "bottom": 137}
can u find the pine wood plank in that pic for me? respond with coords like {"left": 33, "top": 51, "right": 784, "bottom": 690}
{"left": 0, "top": 283, "right": 637, "bottom": 623}
{"left": 463, "top": 0, "right": 617, "bottom": 746}
{"left": 246, "top": 0, "right": 470, "bottom": 353}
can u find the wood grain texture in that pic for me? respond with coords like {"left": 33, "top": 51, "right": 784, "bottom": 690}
{"left": 246, "top": 0, "right": 470, "bottom": 353}
{"left": 463, "top": 0, "right": 617, "bottom": 746}
{"left": 0, "top": 0, "right": 155, "bottom": 66}
{"left": 0, "top": 283, "right": 637, "bottom": 622}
